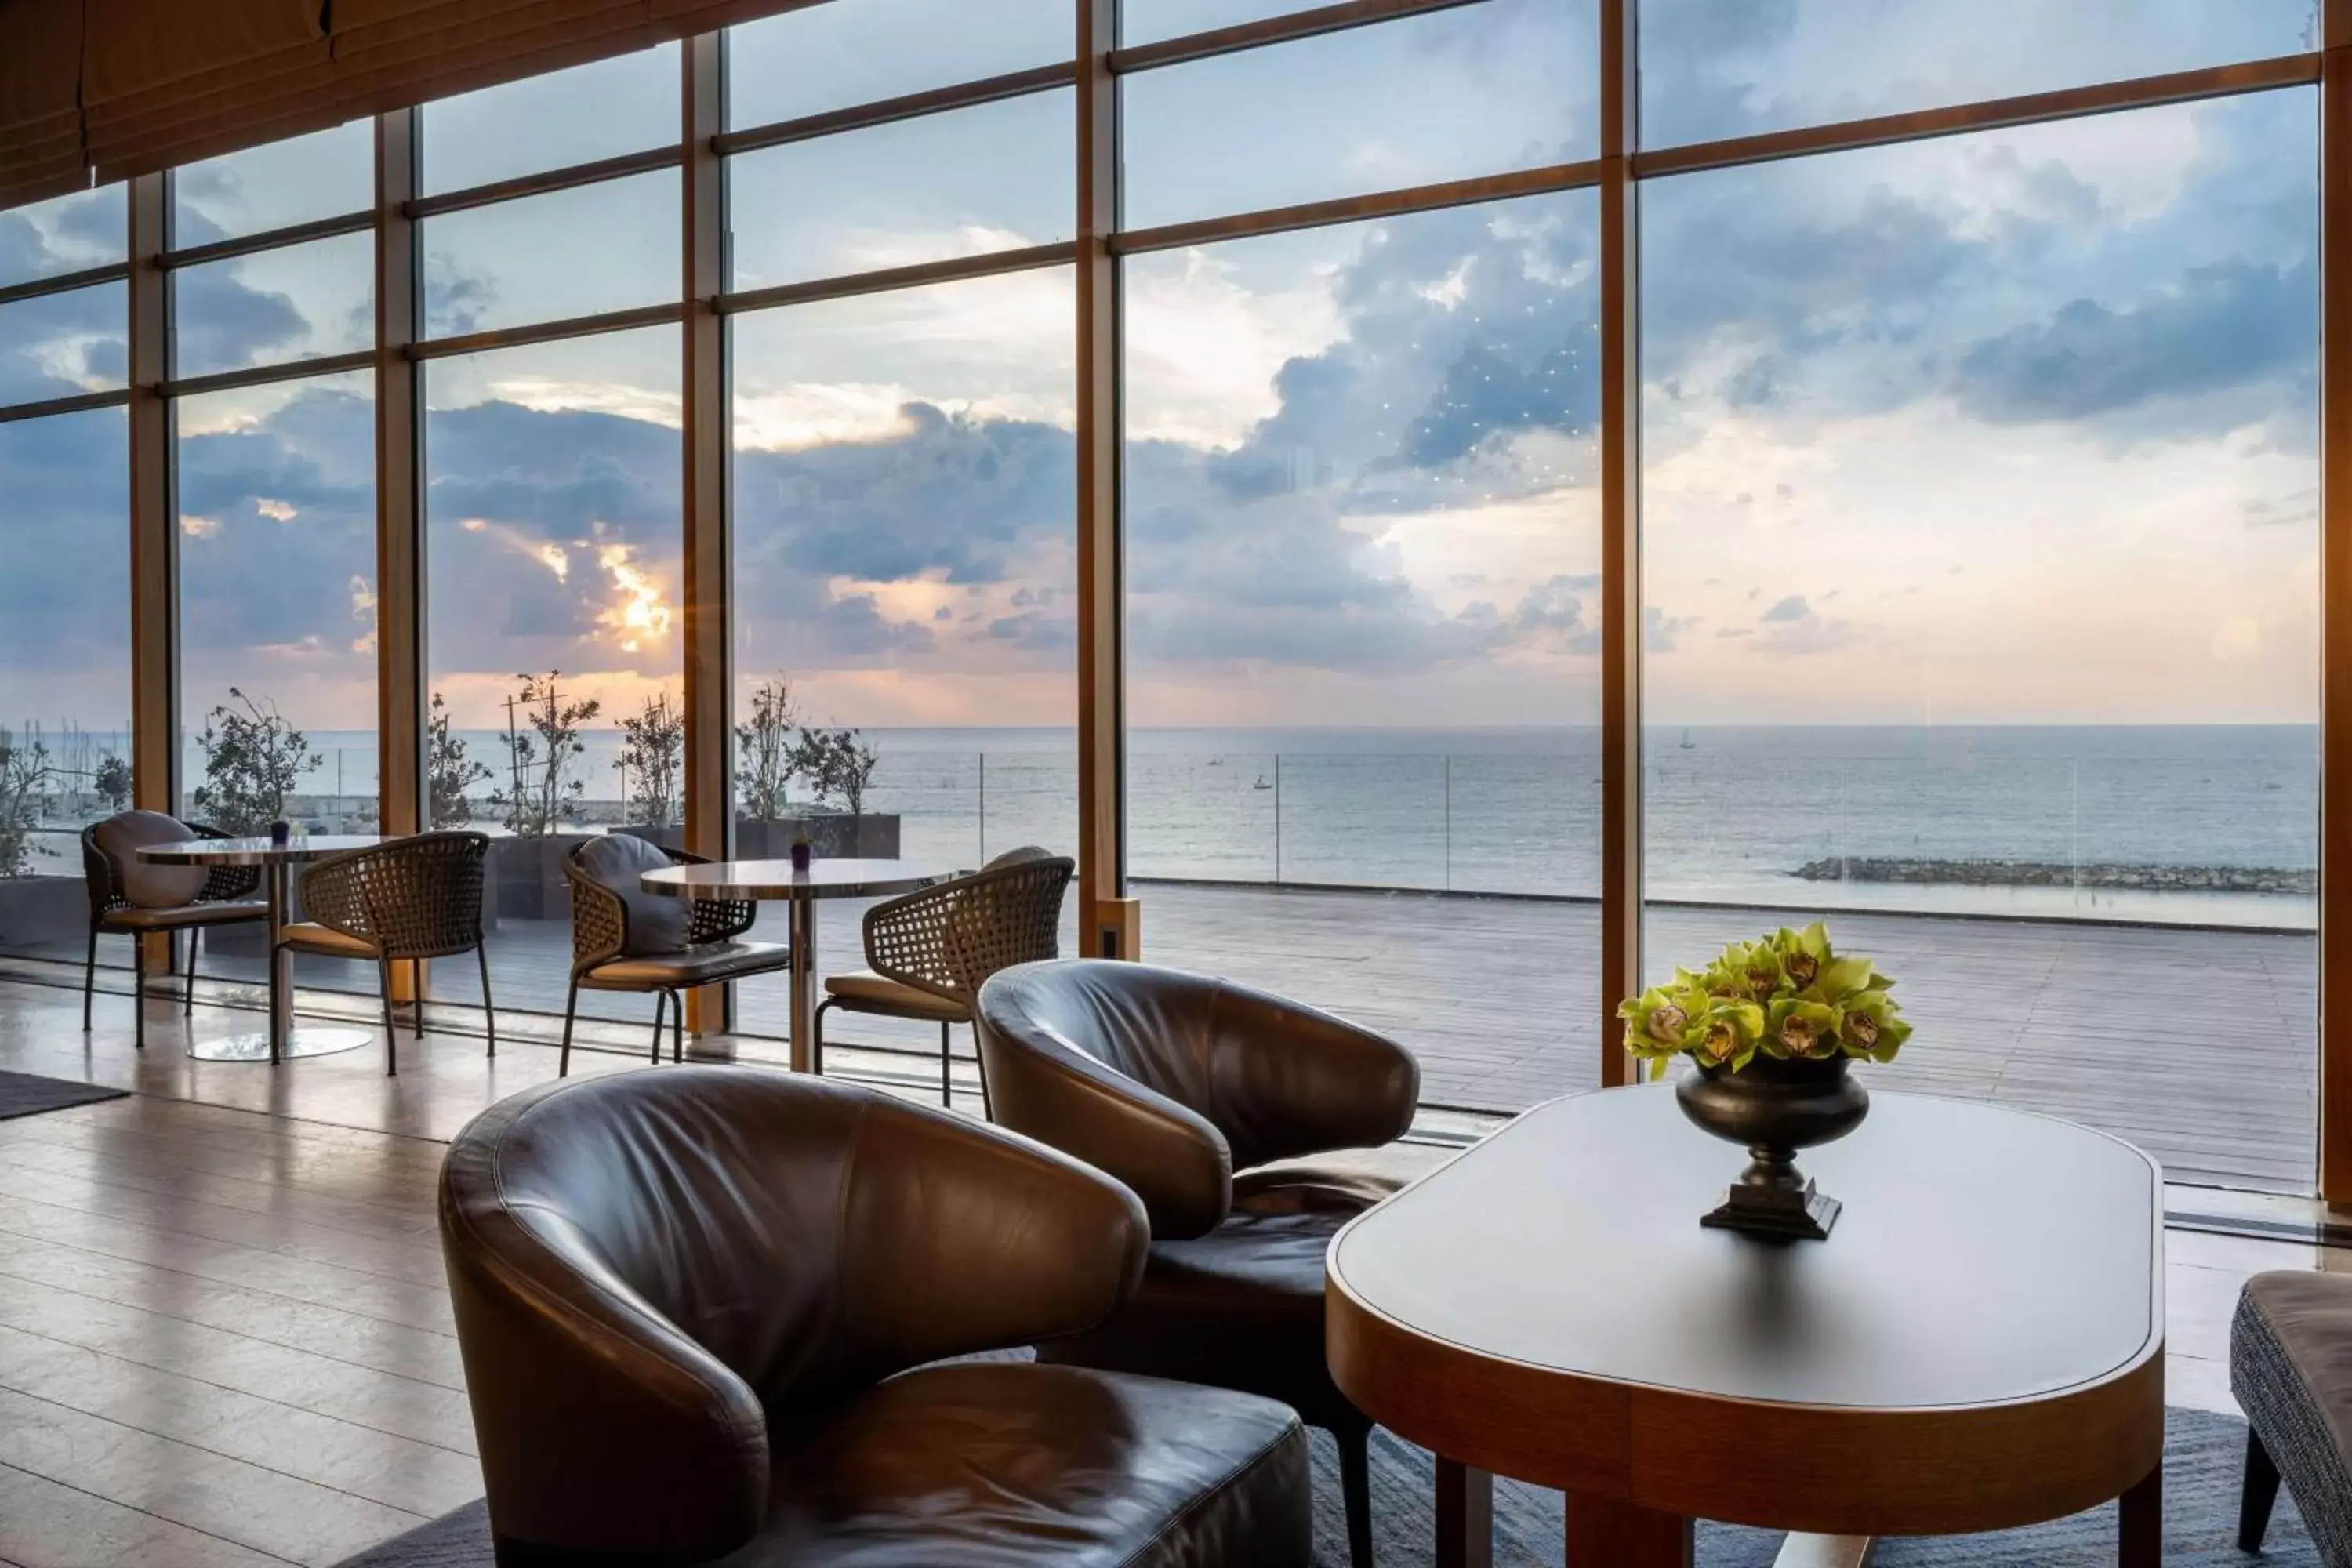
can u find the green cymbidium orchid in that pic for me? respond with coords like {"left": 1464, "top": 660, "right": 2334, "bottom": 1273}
{"left": 1615, "top": 924, "right": 1910, "bottom": 1073}
{"left": 1766, "top": 997, "right": 1842, "bottom": 1060}
{"left": 1617, "top": 983, "right": 1693, "bottom": 1060}
{"left": 1690, "top": 1000, "right": 1765, "bottom": 1069}
{"left": 1838, "top": 991, "right": 1911, "bottom": 1064}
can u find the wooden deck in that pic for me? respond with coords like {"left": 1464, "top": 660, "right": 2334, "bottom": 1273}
{"left": 21, "top": 879, "right": 2321, "bottom": 1194}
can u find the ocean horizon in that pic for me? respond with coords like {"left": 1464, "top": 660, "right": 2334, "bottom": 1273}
{"left": 13, "top": 720, "right": 2319, "bottom": 931}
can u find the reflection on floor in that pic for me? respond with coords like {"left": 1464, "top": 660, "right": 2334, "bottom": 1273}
{"left": 0, "top": 976, "right": 2311, "bottom": 1566}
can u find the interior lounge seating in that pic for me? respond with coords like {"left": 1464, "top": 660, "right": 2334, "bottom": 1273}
{"left": 440, "top": 1064, "right": 1313, "bottom": 1566}
{"left": 78, "top": 810, "right": 263, "bottom": 1051}
{"left": 280, "top": 830, "right": 496, "bottom": 1076}
{"left": 2234, "top": 1270, "right": 2352, "bottom": 1563}
{"left": 814, "top": 843, "right": 1075, "bottom": 1106}
{"left": 975, "top": 958, "right": 1421, "bottom": 1568}
{"left": 561, "top": 835, "right": 793, "bottom": 1076}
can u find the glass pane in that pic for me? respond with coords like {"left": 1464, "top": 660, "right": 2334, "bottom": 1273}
{"left": 172, "top": 231, "right": 372, "bottom": 379}
{"left": 172, "top": 120, "right": 372, "bottom": 244}
{"left": 0, "top": 408, "right": 130, "bottom": 960}
{"left": 0, "top": 283, "right": 126, "bottom": 403}
{"left": 730, "top": 270, "right": 1078, "bottom": 1070}
{"left": 1123, "top": 192, "right": 1602, "bottom": 1116}
{"left": 1639, "top": 90, "right": 2320, "bottom": 1192}
{"left": 426, "top": 327, "right": 682, "bottom": 1028}
{"left": 1642, "top": 0, "right": 2318, "bottom": 149}
{"left": 1123, "top": 0, "right": 1326, "bottom": 45}
{"left": 176, "top": 372, "right": 378, "bottom": 993}
{"left": 422, "top": 172, "right": 679, "bottom": 339}
{"left": 1123, "top": 0, "right": 1594, "bottom": 230}
{"left": 728, "top": 0, "right": 1069, "bottom": 129}
{"left": 729, "top": 92, "right": 1074, "bottom": 290}
{"left": 421, "top": 43, "right": 679, "bottom": 195}
{"left": 0, "top": 184, "right": 126, "bottom": 288}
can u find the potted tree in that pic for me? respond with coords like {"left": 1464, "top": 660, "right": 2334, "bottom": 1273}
{"left": 188, "top": 691, "right": 320, "bottom": 953}
{"left": 484, "top": 673, "right": 600, "bottom": 921}
{"left": 614, "top": 690, "right": 687, "bottom": 852}
{"left": 0, "top": 727, "right": 81, "bottom": 952}
{"left": 793, "top": 724, "right": 898, "bottom": 858}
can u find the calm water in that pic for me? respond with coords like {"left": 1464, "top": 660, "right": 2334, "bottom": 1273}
{"left": 143, "top": 722, "right": 2307, "bottom": 930}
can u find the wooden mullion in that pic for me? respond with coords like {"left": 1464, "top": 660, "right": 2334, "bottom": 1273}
{"left": 2321, "top": 0, "right": 2352, "bottom": 1200}
{"left": 126, "top": 172, "right": 176, "bottom": 976}
{"left": 1596, "top": 0, "right": 1640, "bottom": 1087}
{"left": 1077, "top": 0, "right": 1138, "bottom": 958}
{"left": 683, "top": 31, "right": 734, "bottom": 1036}
{"left": 376, "top": 108, "right": 426, "bottom": 1008}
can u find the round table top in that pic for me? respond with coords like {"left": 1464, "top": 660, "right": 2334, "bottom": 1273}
{"left": 640, "top": 858, "right": 949, "bottom": 901}
{"left": 1330, "top": 1085, "right": 2159, "bottom": 1412}
{"left": 136, "top": 834, "right": 388, "bottom": 866}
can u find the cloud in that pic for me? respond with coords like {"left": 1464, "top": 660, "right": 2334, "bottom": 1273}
{"left": 1759, "top": 594, "right": 1810, "bottom": 622}
{"left": 1952, "top": 260, "right": 2317, "bottom": 425}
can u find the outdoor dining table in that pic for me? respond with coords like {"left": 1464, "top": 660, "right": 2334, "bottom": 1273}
{"left": 134, "top": 833, "right": 387, "bottom": 1063}
{"left": 639, "top": 856, "right": 950, "bottom": 1072}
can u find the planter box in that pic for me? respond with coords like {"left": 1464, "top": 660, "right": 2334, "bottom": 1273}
{"left": 0, "top": 876, "right": 87, "bottom": 953}
{"left": 616, "top": 813, "right": 902, "bottom": 861}
{"left": 491, "top": 833, "right": 596, "bottom": 923}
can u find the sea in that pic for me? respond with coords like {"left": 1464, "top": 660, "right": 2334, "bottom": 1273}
{"left": 116, "top": 722, "right": 2320, "bottom": 932}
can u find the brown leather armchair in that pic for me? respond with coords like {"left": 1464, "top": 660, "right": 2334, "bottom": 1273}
{"left": 974, "top": 959, "right": 1421, "bottom": 1568}
{"left": 441, "top": 1065, "right": 1312, "bottom": 1567}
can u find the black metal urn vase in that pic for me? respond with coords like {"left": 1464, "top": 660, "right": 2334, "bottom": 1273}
{"left": 1675, "top": 1053, "right": 1869, "bottom": 1241}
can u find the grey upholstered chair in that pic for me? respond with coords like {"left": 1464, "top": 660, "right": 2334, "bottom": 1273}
{"left": 280, "top": 831, "right": 494, "bottom": 1076}
{"left": 814, "top": 844, "right": 1073, "bottom": 1108}
{"left": 561, "top": 834, "right": 792, "bottom": 1076}
{"left": 80, "top": 811, "right": 263, "bottom": 1050}
{"left": 2234, "top": 1271, "right": 2352, "bottom": 1563}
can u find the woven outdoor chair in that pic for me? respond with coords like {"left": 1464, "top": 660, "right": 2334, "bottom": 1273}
{"left": 815, "top": 845, "right": 1074, "bottom": 1109}
{"left": 561, "top": 835, "right": 793, "bottom": 1077}
{"left": 82, "top": 811, "right": 266, "bottom": 1051}
{"left": 280, "top": 832, "right": 494, "bottom": 1076}
{"left": 82, "top": 811, "right": 267, "bottom": 1051}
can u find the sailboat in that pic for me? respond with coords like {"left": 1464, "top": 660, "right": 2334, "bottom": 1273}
{"left": 1679, "top": 728, "right": 1697, "bottom": 750}
{"left": 1253, "top": 774, "right": 1273, "bottom": 791}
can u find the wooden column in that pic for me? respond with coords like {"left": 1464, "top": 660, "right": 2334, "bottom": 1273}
{"left": 1596, "top": 0, "right": 1642, "bottom": 1087}
{"left": 1076, "top": 0, "right": 1139, "bottom": 957}
{"left": 683, "top": 31, "right": 735, "bottom": 1035}
{"left": 2325, "top": 0, "right": 2352, "bottom": 1200}
{"left": 376, "top": 109, "right": 425, "bottom": 1007}
{"left": 126, "top": 172, "right": 176, "bottom": 973}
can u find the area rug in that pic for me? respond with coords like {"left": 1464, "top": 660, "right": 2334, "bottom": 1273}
{"left": 339, "top": 1405, "right": 2309, "bottom": 1566}
{"left": 0, "top": 1069, "right": 126, "bottom": 1121}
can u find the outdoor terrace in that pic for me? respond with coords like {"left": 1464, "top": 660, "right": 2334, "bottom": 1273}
{"left": 5, "top": 880, "right": 2315, "bottom": 1195}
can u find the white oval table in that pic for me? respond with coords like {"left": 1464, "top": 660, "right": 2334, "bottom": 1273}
{"left": 136, "top": 835, "right": 387, "bottom": 1063}
{"left": 639, "top": 857, "right": 949, "bottom": 1072}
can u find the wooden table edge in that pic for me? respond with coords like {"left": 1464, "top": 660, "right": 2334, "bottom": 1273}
{"left": 1324, "top": 1091, "right": 2168, "bottom": 1539}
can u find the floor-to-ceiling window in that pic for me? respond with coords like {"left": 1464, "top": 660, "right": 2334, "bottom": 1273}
{"left": 724, "top": 1, "right": 1077, "bottom": 1084}
{"left": 1638, "top": 15, "right": 2322, "bottom": 1190}
{"left": 0, "top": 0, "right": 2342, "bottom": 1190}
{"left": 0, "top": 186, "right": 129, "bottom": 961}
{"left": 1119, "top": 1, "right": 1604, "bottom": 1118}
{"left": 167, "top": 125, "right": 379, "bottom": 993}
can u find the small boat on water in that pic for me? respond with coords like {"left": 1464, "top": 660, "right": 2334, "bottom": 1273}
{"left": 1253, "top": 775, "right": 1272, "bottom": 790}
{"left": 1679, "top": 728, "right": 1697, "bottom": 750}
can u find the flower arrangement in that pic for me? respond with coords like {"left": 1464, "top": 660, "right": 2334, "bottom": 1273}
{"left": 1618, "top": 922, "right": 1911, "bottom": 1073}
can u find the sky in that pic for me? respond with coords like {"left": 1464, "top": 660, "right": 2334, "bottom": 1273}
{"left": 0, "top": 0, "right": 2327, "bottom": 742}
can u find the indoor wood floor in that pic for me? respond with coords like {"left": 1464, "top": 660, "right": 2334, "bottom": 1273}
{"left": 0, "top": 975, "right": 2319, "bottom": 1567}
